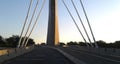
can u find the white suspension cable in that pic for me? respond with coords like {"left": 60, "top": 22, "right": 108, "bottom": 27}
{"left": 62, "top": 0, "right": 87, "bottom": 44}
{"left": 21, "top": 0, "right": 40, "bottom": 47}
{"left": 17, "top": 0, "right": 33, "bottom": 48}
{"left": 71, "top": 0, "right": 92, "bottom": 47}
{"left": 24, "top": 0, "right": 46, "bottom": 47}
{"left": 79, "top": 0, "right": 98, "bottom": 48}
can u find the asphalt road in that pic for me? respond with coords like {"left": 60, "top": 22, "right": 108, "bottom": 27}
{"left": 59, "top": 46, "right": 120, "bottom": 64}
{"left": 3, "top": 46, "right": 74, "bottom": 64}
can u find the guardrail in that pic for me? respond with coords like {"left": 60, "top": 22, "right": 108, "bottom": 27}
{"left": 69, "top": 45, "right": 120, "bottom": 57}
{"left": 0, "top": 45, "right": 34, "bottom": 63}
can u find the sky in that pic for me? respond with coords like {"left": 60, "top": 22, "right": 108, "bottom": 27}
{"left": 0, "top": 0, "right": 120, "bottom": 44}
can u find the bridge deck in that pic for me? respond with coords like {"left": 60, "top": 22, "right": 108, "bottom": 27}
{"left": 58, "top": 46, "right": 120, "bottom": 64}
{"left": 3, "top": 46, "right": 74, "bottom": 64}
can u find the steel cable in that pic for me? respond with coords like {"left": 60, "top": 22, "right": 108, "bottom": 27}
{"left": 62, "top": 0, "right": 87, "bottom": 44}
{"left": 21, "top": 0, "right": 40, "bottom": 47}
{"left": 17, "top": 0, "right": 33, "bottom": 48}
{"left": 79, "top": 0, "right": 98, "bottom": 48}
{"left": 71, "top": 0, "right": 93, "bottom": 47}
{"left": 24, "top": 0, "right": 46, "bottom": 47}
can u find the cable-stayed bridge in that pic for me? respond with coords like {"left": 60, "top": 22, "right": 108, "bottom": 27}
{"left": 0, "top": 0, "right": 120, "bottom": 64}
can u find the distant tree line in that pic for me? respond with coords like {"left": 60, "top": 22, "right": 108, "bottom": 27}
{"left": 0, "top": 35, "right": 35, "bottom": 48}
{"left": 60, "top": 40, "right": 120, "bottom": 48}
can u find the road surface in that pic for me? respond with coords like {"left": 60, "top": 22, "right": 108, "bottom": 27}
{"left": 3, "top": 46, "right": 74, "bottom": 64}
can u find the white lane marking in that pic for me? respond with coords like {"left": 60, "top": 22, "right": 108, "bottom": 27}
{"left": 31, "top": 59, "right": 44, "bottom": 60}
{"left": 16, "top": 59, "right": 44, "bottom": 61}
{"left": 69, "top": 49, "right": 120, "bottom": 63}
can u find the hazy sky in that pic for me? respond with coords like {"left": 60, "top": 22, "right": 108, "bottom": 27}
{"left": 0, "top": 0, "right": 120, "bottom": 44}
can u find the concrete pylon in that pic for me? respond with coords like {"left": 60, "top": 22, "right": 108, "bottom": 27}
{"left": 47, "top": 0, "right": 59, "bottom": 46}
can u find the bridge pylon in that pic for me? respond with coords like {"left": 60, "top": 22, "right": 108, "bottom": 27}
{"left": 47, "top": 0, "right": 59, "bottom": 46}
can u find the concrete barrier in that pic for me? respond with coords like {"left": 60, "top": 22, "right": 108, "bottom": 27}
{"left": 72, "top": 45, "right": 120, "bottom": 57}
{"left": 0, "top": 50, "right": 8, "bottom": 56}
{"left": 0, "top": 46, "right": 34, "bottom": 63}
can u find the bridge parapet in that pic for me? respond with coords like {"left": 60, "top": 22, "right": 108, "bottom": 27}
{"left": 69, "top": 45, "right": 120, "bottom": 57}
{"left": 0, "top": 45, "right": 34, "bottom": 63}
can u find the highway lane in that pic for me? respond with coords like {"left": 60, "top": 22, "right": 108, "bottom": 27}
{"left": 59, "top": 46, "right": 120, "bottom": 64}
{"left": 3, "top": 46, "right": 74, "bottom": 64}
